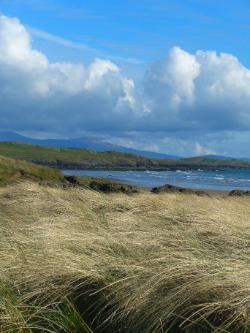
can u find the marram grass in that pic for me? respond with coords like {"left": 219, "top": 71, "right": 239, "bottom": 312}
{"left": 1, "top": 181, "right": 250, "bottom": 332}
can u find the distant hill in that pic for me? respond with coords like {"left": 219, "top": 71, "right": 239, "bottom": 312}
{"left": 198, "top": 154, "right": 250, "bottom": 162}
{"left": 0, "top": 131, "right": 179, "bottom": 160}
{"left": 0, "top": 141, "right": 250, "bottom": 171}
{"left": 203, "top": 154, "right": 237, "bottom": 160}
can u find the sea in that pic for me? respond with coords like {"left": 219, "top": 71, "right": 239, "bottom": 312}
{"left": 63, "top": 169, "right": 250, "bottom": 192}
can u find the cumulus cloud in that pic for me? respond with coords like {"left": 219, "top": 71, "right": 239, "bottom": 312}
{"left": 144, "top": 47, "right": 200, "bottom": 110}
{"left": 143, "top": 47, "right": 250, "bottom": 131}
{"left": 0, "top": 15, "right": 136, "bottom": 133}
{"left": 1, "top": 14, "right": 250, "bottom": 150}
{"left": 194, "top": 143, "right": 216, "bottom": 156}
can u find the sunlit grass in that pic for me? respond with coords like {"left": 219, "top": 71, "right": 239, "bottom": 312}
{"left": 0, "top": 181, "right": 250, "bottom": 332}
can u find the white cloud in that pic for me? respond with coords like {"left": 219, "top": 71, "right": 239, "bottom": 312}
{"left": 0, "top": 16, "right": 48, "bottom": 70}
{"left": 84, "top": 58, "right": 119, "bottom": 90}
{"left": 143, "top": 47, "right": 250, "bottom": 131}
{"left": 1, "top": 13, "right": 250, "bottom": 152}
{"left": 0, "top": 15, "right": 136, "bottom": 103}
{"left": 163, "top": 47, "right": 200, "bottom": 108}
{"left": 194, "top": 143, "right": 216, "bottom": 156}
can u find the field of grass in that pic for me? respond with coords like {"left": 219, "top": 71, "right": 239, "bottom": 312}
{"left": 1, "top": 176, "right": 250, "bottom": 332}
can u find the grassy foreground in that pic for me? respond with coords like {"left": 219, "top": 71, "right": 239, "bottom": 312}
{"left": 1, "top": 178, "right": 250, "bottom": 332}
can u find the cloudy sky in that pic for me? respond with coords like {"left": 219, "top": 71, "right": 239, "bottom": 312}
{"left": 1, "top": 0, "right": 250, "bottom": 157}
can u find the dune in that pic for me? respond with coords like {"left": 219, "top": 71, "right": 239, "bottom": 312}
{"left": 0, "top": 177, "right": 250, "bottom": 332}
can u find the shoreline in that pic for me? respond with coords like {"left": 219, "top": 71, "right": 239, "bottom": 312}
{"left": 62, "top": 169, "right": 250, "bottom": 196}
{"left": 29, "top": 158, "right": 250, "bottom": 172}
{"left": 48, "top": 163, "right": 250, "bottom": 172}
{"left": 63, "top": 174, "right": 242, "bottom": 197}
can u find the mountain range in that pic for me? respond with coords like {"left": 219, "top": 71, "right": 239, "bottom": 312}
{"left": 0, "top": 131, "right": 179, "bottom": 160}
{"left": 1, "top": 131, "right": 249, "bottom": 162}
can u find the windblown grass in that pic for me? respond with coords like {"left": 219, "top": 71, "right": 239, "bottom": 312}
{"left": 1, "top": 181, "right": 250, "bottom": 332}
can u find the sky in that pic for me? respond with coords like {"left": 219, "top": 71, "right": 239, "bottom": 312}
{"left": 0, "top": 0, "right": 250, "bottom": 156}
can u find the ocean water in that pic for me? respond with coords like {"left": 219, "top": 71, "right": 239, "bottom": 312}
{"left": 63, "top": 169, "right": 250, "bottom": 191}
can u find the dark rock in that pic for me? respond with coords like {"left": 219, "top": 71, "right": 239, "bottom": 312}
{"left": 64, "top": 175, "right": 79, "bottom": 185}
{"left": 89, "top": 180, "right": 137, "bottom": 194}
{"left": 228, "top": 189, "right": 250, "bottom": 197}
{"left": 3, "top": 192, "right": 12, "bottom": 199}
{"left": 151, "top": 184, "right": 208, "bottom": 196}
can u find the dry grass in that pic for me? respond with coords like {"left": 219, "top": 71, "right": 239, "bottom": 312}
{"left": 0, "top": 182, "right": 250, "bottom": 332}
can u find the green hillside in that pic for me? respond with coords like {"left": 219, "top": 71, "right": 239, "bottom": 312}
{"left": 179, "top": 156, "right": 250, "bottom": 168}
{"left": 0, "top": 142, "right": 155, "bottom": 167}
{"left": 0, "top": 141, "right": 250, "bottom": 170}
{"left": 0, "top": 154, "right": 64, "bottom": 186}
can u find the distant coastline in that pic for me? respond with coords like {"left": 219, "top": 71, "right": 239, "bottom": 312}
{"left": 35, "top": 159, "right": 250, "bottom": 172}
{"left": 1, "top": 142, "right": 250, "bottom": 172}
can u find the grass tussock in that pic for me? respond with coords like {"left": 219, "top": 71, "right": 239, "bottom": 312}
{"left": 1, "top": 182, "right": 250, "bottom": 332}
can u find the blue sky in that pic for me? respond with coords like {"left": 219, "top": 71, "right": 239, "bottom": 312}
{"left": 0, "top": 0, "right": 250, "bottom": 66}
{"left": 2, "top": 0, "right": 250, "bottom": 66}
{"left": 1, "top": 0, "right": 250, "bottom": 156}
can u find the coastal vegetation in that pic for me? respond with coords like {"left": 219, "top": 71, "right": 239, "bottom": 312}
{"left": 0, "top": 142, "right": 250, "bottom": 171}
{"left": 0, "top": 155, "right": 138, "bottom": 193}
{"left": 0, "top": 156, "right": 250, "bottom": 332}
{"left": 0, "top": 154, "right": 64, "bottom": 186}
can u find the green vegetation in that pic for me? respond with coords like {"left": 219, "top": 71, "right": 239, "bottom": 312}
{"left": 0, "top": 154, "right": 139, "bottom": 195}
{"left": 180, "top": 155, "right": 250, "bottom": 167}
{"left": 0, "top": 154, "right": 64, "bottom": 186}
{"left": 0, "top": 141, "right": 150, "bottom": 164}
{"left": 0, "top": 141, "right": 250, "bottom": 170}
{"left": 0, "top": 178, "right": 250, "bottom": 332}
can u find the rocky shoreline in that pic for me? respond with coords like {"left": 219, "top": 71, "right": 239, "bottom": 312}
{"left": 64, "top": 175, "right": 250, "bottom": 197}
